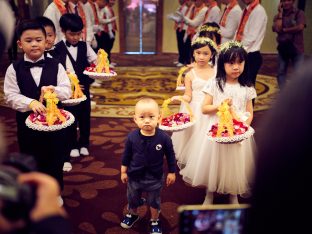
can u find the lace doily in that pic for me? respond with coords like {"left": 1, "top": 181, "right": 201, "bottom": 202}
{"left": 207, "top": 126, "right": 255, "bottom": 144}
{"left": 61, "top": 95, "right": 87, "bottom": 106}
{"left": 159, "top": 120, "right": 195, "bottom": 132}
{"left": 25, "top": 110, "right": 75, "bottom": 132}
{"left": 176, "top": 86, "right": 185, "bottom": 91}
{"left": 83, "top": 70, "right": 117, "bottom": 80}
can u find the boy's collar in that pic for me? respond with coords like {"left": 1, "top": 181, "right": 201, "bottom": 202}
{"left": 62, "top": 39, "right": 78, "bottom": 47}
{"left": 65, "top": 40, "right": 78, "bottom": 47}
{"left": 46, "top": 46, "right": 55, "bottom": 51}
{"left": 24, "top": 54, "right": 45, "bottom": 63}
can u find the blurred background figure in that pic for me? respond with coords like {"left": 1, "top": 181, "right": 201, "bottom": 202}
{"left": 245, "top": 59, "right": 312, "bottom": 234}
{"left": 0, "top": 0, "right": 16, "bottom": 60}
{"left": 7, "top": 0, "right": 19, "bottom": 62}
{"left": 219, "top": 0, "right": 242, "bottom": 43}
{"left": 272, "top": 0, "right": 306, "bottom": 89}
{"left": 235, "top": 0, "right": 268, "bottom": 100}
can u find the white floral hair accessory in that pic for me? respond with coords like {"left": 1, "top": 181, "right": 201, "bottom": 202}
{"left": 200, "top": 25, "right": 221, "bottom": 35}
{"left": 191, "top": 36, "right": 218, "bottom": 51}
{"left": 220, "top": 40, "right": 245, "bottom": 53}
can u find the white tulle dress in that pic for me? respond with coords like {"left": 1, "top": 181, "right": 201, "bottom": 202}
{"left": 180, "top": 79, "right": 257, "bottom": 196}
{"left": 171, "top": 69, "right": 214, "bottom": 169}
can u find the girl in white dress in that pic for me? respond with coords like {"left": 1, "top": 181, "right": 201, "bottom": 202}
{"left": 180, "top": 41, "right": 257, "bottom": 204}
{"left": 171, "top": 36, "right": 218, "bottom": 169}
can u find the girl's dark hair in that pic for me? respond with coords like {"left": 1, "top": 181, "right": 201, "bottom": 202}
{"left": 36, "top": 16, "right": 56, "bottom": 33}
{"left": 199, "top": 22, "right": 221, "bottom": 45}
{"left": 216, "top": 46, "right": 252, "bottom": 92}
{"left": 16, "top": 19, "right": 46, "bottom": 40}
{"left": 191, "top": 38, "right": 218, "bottom": 66}
{"left": 60, "top": 13, "right": 83, "bottom": 32}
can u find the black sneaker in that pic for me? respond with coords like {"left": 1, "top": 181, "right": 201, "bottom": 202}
{"left": 150, "top": 219, "right": 162, "bottom": 234}
{"left": 120, "top": 213, "right": 139, "bottom": 229}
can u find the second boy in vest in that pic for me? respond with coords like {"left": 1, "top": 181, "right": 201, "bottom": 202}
{"left": 54, "top": 13, "right": 97, "bottom": 158}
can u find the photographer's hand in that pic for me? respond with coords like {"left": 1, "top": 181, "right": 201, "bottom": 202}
{"left": 18, "top": 172, "right": 67, "bottom": 222}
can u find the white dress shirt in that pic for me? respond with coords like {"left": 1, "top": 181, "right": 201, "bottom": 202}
{"left": 168, "top": 4, "right": 188, "bottom": 27}
{"left": 64, "top": 40, "right": 97, "bottom": 74}
{"left": 184, "top": 6, "right": 208, "bottom": 28}
{"left": 83, "top": 1, "right": 97, "bottom": 47}
{"left": 4, "top": 55, "right": 71, "bottom": 112}
{"left": 182, "top": 5, "right": 194, "bottom": 31}
{"left": 220, "top": 4, "right": 242, "bottom": 43}
{"left": 103, "top": 5, "right": 117, "bottom": 39}
{"left": 97, "top": 6, "right": 115, "bottom": 34}
{"left": 84, "top": 1, "right": 95, "bottom": 27}
{"left": 44, "top": 2, "right": 65, "bottom": 44}
{"left": 204, "top": 5, "right": 221, "bottom": 24}
{"left": 68, "top": 2, "right": 93, "bottom": 44}
{"left": 240, "top": 4, "right": 268, "bottom": 53}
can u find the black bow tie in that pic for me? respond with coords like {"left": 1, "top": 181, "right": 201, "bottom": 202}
{"left": 24, "top": 59, "right": 45, "bottom": 68}
{"left": 65, "top": 41, "right": 78, "bottom": 47}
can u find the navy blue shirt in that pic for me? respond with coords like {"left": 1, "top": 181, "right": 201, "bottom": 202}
{"left": 122, "top": 128, "right": 176, "bottom": 180}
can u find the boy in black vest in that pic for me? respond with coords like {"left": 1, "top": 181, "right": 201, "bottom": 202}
{"left": 36, "top": 16, "right": 58, "bottom": 58}
{"left": 54, "top": 13, "right": 97, "bottom": 158}
{"left": 37, "top": 15, "right": 74, "bottom": 172}
{"left": 3, "top": 19, "right": 71, "bottom": 203}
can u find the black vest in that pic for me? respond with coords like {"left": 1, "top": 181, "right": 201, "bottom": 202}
{"left": 13, "top": 57, "right": 59, "bottom": 123}
{"left": 54, "top": 41, "right": 92, "bottom": 88}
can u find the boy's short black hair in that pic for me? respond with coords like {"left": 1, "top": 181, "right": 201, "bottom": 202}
{"left": 16, "top": 19, "right": 46, "bottom": 40}
{"left": 60, "top": 13, "right": 83, "bottom": 32}
{"left": 36, "top": 16, "right": 56, "bottom": 33}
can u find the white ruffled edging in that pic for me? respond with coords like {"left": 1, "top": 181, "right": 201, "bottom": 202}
{"left": 83, "top": 70, "right": 117, "bottom": 80}
{"left": 61, "top": 95, "right": 87, "bottom": 106}
{"left": 159, "top": 121, "right": 195, "bottom": 132}
{"left": 176, "top": 86, "right": 185, "bottom": 91}
{"left": 25, "top": 110, "right": 75, "bottom": 132}
{"left": 207, "top": 126, "right": 255, "bottom": 144}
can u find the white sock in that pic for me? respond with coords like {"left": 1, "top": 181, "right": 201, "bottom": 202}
{"left": 203, "top": 191, "right": 213, "bottom": 205}
{"left": 229, "top": 195, "right": 239, "bottom": 204}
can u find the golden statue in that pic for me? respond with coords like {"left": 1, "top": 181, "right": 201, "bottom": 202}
{"left": 67, "top": 73, "right": 84, "bottom": 99}
{"left": 96, "top": 49, "right": 110, "bottom": 73}
{"left": 216, "top": 100, "right": 234, "bottom": 137}
{"left": 43, "top": 90, "right": 66, "bottom": 126}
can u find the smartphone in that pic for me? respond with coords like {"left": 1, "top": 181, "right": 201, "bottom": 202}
{"left": 178, "top": 204, "right": 250, "bottom": 234}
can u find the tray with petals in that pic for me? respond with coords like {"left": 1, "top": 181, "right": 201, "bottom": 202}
{"left": 83, "top": 68, "right": 117, "bottom": 80}
{"left": 25, "top": 110, "right": 75, "bottom": 131}
{"left": 61, "top": 95, "right": 87, "bottom": 106}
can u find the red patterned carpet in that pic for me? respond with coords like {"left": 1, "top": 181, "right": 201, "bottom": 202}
{"left": 0, "top": 104, "right": 267, "bottom": 234}
{"left": 0, "top": 53, "right": 275, "bottom": 233}
{"left": 0, "top": 106, "right": 205, "bottom": 233}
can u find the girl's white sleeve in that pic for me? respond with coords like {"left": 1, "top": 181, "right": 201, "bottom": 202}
{"left": 247, "top": 86, "right": 257, "bottom": 100}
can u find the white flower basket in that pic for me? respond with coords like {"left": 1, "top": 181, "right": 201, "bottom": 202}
{"left": 158, "top": 97, "right": 195, "bottom": 132}
{"left": 207, "top": 126, "right": 255, "bottom": 144}
{"left": 159, "top": 121, "right": 195, "bottom": 132}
